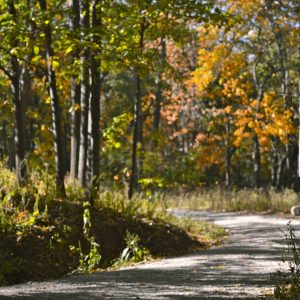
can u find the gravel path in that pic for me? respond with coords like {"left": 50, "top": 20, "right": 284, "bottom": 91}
{"left": 1, "top": 210, "right": 300, "bottom": 299}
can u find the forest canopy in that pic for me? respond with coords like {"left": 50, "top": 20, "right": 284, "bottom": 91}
{"left": 0, "top": 0, "right": 299, "bottom": 197}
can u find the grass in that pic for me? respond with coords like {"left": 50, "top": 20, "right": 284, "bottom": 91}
{"left": 161, "top": 188, "right": 300, "bottom": 214}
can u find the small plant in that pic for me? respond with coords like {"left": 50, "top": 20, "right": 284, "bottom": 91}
{"left": 274, "top": 222, "right": 300, "bottom": 299}
{"left": 113, "top": 231, "right": 150, "bottom": 267}
{"left": 72, "top": 201, "right": 101, "bottom": 273}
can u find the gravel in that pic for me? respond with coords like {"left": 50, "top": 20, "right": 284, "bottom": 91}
{"left": 1, "top": 210, "right": 300, "bottom": 299}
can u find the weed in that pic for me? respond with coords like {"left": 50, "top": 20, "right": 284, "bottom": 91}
{"left": 72, "top": 201, "right": 102, "bottom": 273}
{"left": 274, "top": 223, "right": 300, "bottom": 299}
{"left": 113, "top": 231, "right": 150, "bottom": 267}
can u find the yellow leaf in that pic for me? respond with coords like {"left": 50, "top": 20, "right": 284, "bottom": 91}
{"left": 41, "top": 124, "right": 47, "bottom": 132}
{"left": 68, "top": 103, "right": 81, "bottom": 113}
{"left": 45, "top": 96, "right": 51, "bottom": 104}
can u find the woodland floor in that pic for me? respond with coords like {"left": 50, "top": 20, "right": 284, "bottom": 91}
{"left": 1, "top": 210, "right": 300, "bottom": 299}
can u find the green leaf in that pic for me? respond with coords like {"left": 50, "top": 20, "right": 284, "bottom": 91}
{"left": 66, "top": 46, "right": 73, "bottom": 54}
{"left": 34, "top": 46, "right": 39, "bottom": 55}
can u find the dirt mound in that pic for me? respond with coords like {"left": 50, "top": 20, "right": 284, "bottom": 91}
{"left": 0, "top": 201, "right": 202, "bottom": 286}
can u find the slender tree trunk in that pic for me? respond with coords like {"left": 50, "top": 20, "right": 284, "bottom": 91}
{"left": 2, "top": 121, "right": 7, "bottom": 157}
{"left": 268, "top": 9, "right": 292, "bottom": 184}
{"left": 70, "top": 0, "right": 81, "bottom": 181}
{"left": 20, "top": 64, "right": 31, "bottom": 153}
{"left": 252, "top": 61, "right": 264, "bottom": 188}
{"left": 70, "top": 81, "right": 81, "bottom": 180}
{"left": 128, "top": 72, "right": 143, "bottom": 199}
{"left": 8, "top": 1, "right": 26, "bottom": 186}
{"left": 271, "top": 141, "right": 278, "bottom": 187}
{"left": 276, "top": 154, "right": 286, "bottom": 190}
{"left": 283, "top": 70, "right": 291, "bottom": 179}
{"left": 253, "top": 134, "right": 261, "bottom": 188}
{"left": 88, "top": 0, "right": 101, "bottom": 193}
{"left": 128, "top": 15, "right": 146, "bottom": 199}
{"left": 225, "top": 116, "right": 231, "bottom": 189}
{"left": 153, "top": 37, "right": 166, "bottom": 133}
{"left": 78, "top": 0, "right": 90, "bottom": 187}
{"left": 20, "top": 0, "right": 35, "bottom": 153}
{"left": 39, "top": 0, "right": 65, "bottom": 196}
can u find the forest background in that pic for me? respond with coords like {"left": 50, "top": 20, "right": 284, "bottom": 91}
{"left": 0, "top": 0, "right": 299, "bottom": 200}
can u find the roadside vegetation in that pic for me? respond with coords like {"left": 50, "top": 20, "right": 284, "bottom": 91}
{"left": 273, "top": 223, "right": 300, "bottom": 300}
{"left": 162, "top": 188, "right": 300, "bottom": 214}
{"left": 0, "top": 165, "right": 226, "bottom": 286}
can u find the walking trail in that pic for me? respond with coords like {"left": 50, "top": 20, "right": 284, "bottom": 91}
{"left": 1, "top": 210, "right": 300, "bottom": 299}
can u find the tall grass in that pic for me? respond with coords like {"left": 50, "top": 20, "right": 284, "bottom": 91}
{"left": 1, "top": 161, "right": 298, "bottom": 215}
{"left": 163, "top": 188, "right": 300, "bottom": 213}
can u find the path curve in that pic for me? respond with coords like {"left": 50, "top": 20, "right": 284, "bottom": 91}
{"left": 1, "top": 210, "right": 300, "bottom": 299}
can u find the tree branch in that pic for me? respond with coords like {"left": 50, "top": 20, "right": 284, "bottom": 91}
{"left": 0, "top": 63, "right": 13, "bottom": 80}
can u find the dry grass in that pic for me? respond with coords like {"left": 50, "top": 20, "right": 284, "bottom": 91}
{"left": 162, "top": 188, "right": 300, "bottom": 214}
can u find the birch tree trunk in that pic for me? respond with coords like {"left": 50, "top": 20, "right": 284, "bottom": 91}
{"left": 69, "top": 0, "right": 81, "bottom": 181}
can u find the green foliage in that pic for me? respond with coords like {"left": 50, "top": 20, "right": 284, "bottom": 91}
{"left": 113, "top": 231, "right": 150, "bottom": 267}
{"left": 72, "top": 237, "right": 101, "bottom": 274}
{"left": 72, "top": 201, "right": 102, "bottom": 274}
{"left": 0, "top": 205, "right": 13, "bottom": 234}
{"left": 274, "top": 223, "right": 300, "bottom": 299}
{"left": 96, "top": 190, "right": 165, "bottom": 219}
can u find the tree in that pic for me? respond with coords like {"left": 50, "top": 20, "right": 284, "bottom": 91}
{"left": 69, "top": 0, "right": 81, "bottom": 182}
{"left": 38, "top": 0, "right": 66, "bottom": 196}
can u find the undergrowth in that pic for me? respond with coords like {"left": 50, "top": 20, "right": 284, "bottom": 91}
{"left": 163, "top": 188, "right": 300, "bottom": 213}
{"left": 113, "top": 231, "right": 150, "bottom": 267}
{"left": 0, "top": 164, "right": 225, "bottom": 285}
{"left": 274, "top": 223, "right": 300, "bottom": 299}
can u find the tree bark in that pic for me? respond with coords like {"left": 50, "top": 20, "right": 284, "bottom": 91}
{"left": 87, "top": 0, "right": 101, "bottom": 193}
{"left": 128, "top": 71, "right": 143, "bottom": 199}
{"left": 78, "top": 0, "right": 90, "bottom": 187}
{"left": 69, "top": 0, "right": 81, "bottom": 181}
{"left": 153, "top": 37, "right": 166, "bottom": 132}
{"left": 8, "top": 0, "right": 26, "bottom": 186}
{"left": 128, "top": 17, "right": 146, "bottom": 199}
{"left": 39, "top": 0, "right": 65, "bottom": 196}
{"left": 225, "top": 116, "right": 231, "bottom": 189}
{"left": 253, "top": 134, "right": 261, "bottom": 188}
{"left": 1, "top": 121, "right": 7, "bottom": 158}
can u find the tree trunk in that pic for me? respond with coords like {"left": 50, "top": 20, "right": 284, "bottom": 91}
{"left": 225, "top": 116, "right": 231, "bottom": 189}
{"left": 271, "top": 142, "right": 278, "bottom": 187}
{"left": 2, "top": 121, "right": 7, "bottom": 158}
{"left": 253, "top": 134, "right": 261, "bottom": 188}
{"left": 39, "top": 0, "right": 65, "bottom": 196}
{"left": 78, "top": 0, "right": 90, "bottom": 187}
{"left": 8, "top": 1, "right": 26, "bottom": 186}
{"left": 128, "top": 15, "right": 146, "bottom": 199}
{"left": 153, "top": 37, "right": 166, "bottom": 132}
{"left": 87, "top": 0, "right": 101, "bottom": 194}
{"left": 69, "top": 0, "right": 81, "bottom": 181}
{"left": 128, "top": 72, "right": 143, "bottom": 199}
